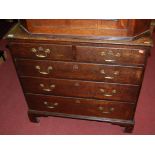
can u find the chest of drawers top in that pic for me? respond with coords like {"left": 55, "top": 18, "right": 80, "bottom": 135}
{"left": 6, "top": 24, "right": 152, "bottom": 47}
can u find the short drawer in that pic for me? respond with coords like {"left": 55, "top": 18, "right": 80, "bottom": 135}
{"left": 76, "top": 46, "right": 147, "bottom": 65}
{"left": 25, "top": 94, "right": 135, "bottom": 120}
{"left": 9, "top": 43, "right": 74, "bottom": 60}
{"left": 21, "top": 77, "right": 140, "bottom": 102}
{"left": 16, "top": 59, "right": 143, "bottom": 84}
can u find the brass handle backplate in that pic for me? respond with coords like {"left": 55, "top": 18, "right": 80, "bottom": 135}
{"left": 100, "top": 89, "right": 116, "bottom": 97}
{"left": 101, "top": 50, "right": 121, "bottom": 57}
{"left": 101, "top": 50, "right": 121, "bottom": 63}
{"left": 31, "top": 47, "right": 51, "bottom": 58}
{"left": 44, "top": 101, "right": 59, "bottom": 109}
{"left": 35, "top": 66, "right": 53, "bottom": 75}
{"left": 98, "top": 106, "right": 115, "bottom": 114}
{"left": 40, "top": 83, "right": 55, "bottom": 92}
{"left": 100, "top": 69, "right": 119, "bottom": 79}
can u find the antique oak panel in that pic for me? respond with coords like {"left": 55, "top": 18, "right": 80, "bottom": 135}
{"left": 16, "top": 59, "right": 143, "bottom": 84}
{"left": 20, "top": 19, "right": 151, "bottom": 40}
{"left": 76, "top": 46, "right": 147, "bottom": 66}
{"left": 20, "top": 77, "right": 139, "bottom": 102}
{"left": 25, "top": 94, "right": 135, "bottom": 120}
{"left": 9, "top": 43, "right": 74, "bottom": 61}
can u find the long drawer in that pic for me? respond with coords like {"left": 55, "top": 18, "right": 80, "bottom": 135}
{"left": 9, "top": 43, "right": 74, "bottom": 61}
{"left": 25, "top": 93, "right": 135, "bottom": 120}
{"left": 16, "top": 59, "right": 143, "bottom": 84}
{"left": 76, "top": 46, "right": 147, "bottom": 65}
{"left": 21, "top": 77, "right": 140, "bottom": 102}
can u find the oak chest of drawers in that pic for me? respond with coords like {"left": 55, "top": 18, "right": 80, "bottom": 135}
{"left": 6, "top": 23, "right": 152, "bottom": 133}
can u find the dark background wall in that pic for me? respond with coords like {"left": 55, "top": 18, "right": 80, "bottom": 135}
{"left": 0, "top": 19, "right": 17, "bottom": 39}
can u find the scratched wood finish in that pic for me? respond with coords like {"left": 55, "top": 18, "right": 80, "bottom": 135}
{"left": 25, "top": 93, "right": 135, "bottom": 120}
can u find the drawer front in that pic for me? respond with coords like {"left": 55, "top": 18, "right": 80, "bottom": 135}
{"left": 9, "top": 43, "right": 74, "bottom": 60}
{"left": 76, "top": 46, "right": 147, "bottom": 65}
{"left": 21, "top": 77, "right": 95, "bottom": 99}
{"left": 16, "top": 59, "right": 143, "bottom": 84}
{"left": 21, "top": 77, "right": 140, "bottom": 102}
{"left": 25, "top": 94, "right": 135, "bottom": 120}
{"left": 93, "top": 83, "right": 139, "bottom": 102}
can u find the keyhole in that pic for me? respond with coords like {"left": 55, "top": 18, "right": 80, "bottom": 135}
{"left": 73, "top": 64, "right": 79, "bottom": 70}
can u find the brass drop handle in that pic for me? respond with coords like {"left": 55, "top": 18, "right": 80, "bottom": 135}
{"left": 104, "top": 59, "right": 116, "bottom": 62}
{"left": 100, "top": 89, "right": 116, "bottom": 97}
{"left": 31, "top": 47, "right": 51, "bottom": 58}
{"left": 98, "top": 106, "right": 115, "bottom": 114}
{"left": 35, "top": 66, "right": 53, "bottom": 75}
{"left": 40, "top": 83, "right": 55, "bottom": 92}
{"left": 44, "top": 101, "right": 58, "bottom": 109}
{"left": 100, "top": 69, "right": 119, "bottom": 79}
